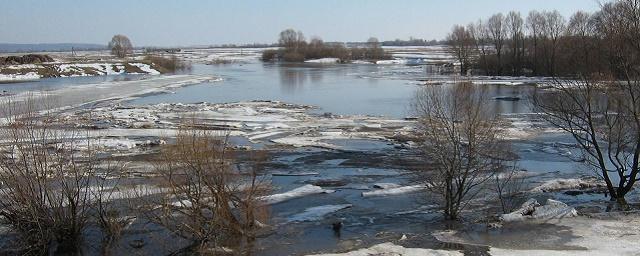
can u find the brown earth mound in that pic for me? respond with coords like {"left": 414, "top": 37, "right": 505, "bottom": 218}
{"left": 0, "top": 54, "right": 54, "bottom": 65}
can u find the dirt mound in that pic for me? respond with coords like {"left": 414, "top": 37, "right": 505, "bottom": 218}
{"left": 0, "top": 54, "right": 54, "bottom": 65}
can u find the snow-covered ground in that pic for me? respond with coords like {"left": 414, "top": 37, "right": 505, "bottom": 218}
{"left": 308, "top": 242, "right": 462, "bottom": 256}
{"left": 5, "top": 74, "right": 220, "bottom": 111}
{"left": 0, "top": 62, "right": 161, "bottom": 82}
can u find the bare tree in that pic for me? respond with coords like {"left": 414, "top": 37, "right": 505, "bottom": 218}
{"left": 527, "top": 10, "right": 544, "bottom": 75}
{"left": 413, "top": 83, "right": 510, "bottom": 220}
{"left": 506, "top": 11, "right": 524, "bottom": 75}
{"left": 143, "top": 125, "right": 270, "bottom": 253}
{"left": 534, "top": 0, "right": 640, "bottom": 208}
{"left": 108, "top": 34, "right": 133, "bottom": 58}
{"left": 278, "top": 29, "right": 306, "bottom": 52}
{"left": 540, "top": 11, "right": 566, "bottom": 76}
{"left": 471, "top": 19, "right": 491, "bottom": 75}
{"left": 447, "top": 25, "right": 476, "bottom": 75}
{"left": 487, "top": 13, "right": 506, "bottom": 74}
{"left": 566, "top": 11, "right": 596, "bottom": 74}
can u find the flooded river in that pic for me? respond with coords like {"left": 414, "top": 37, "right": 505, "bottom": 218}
{"left": 0, "top": 59, "right": 607, "bottom": 255}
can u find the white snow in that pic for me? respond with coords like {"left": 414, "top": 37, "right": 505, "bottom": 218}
{"left": 375, "top": 59, "right": 408, "bottom": 65}
{"left": 260, "top": 184, "right": 335, "bottom": 205}
{"left": 305, "top": 58, "right": 340, "bottom": 64}
{"left": 490, "top": 213, "right": 640, "bottom": 256}
{"left": 362, "top": 184, "right": 428, "bottom": 197}
{"left": 288, "top": 204, "right": 352, "bottom": 222}
{"left": 500, "top": 199, "right": 577, "bottom": 222}
{"left": 529, "top": 178, "right": 601, "bottom": 193}
{"left": 130, "top": 63, "right": 161, "bottom": 74}
{"left": 0, "top": 72, "right": 40, "bottom": 82}
{"left": 307, "top": 242, "right": 462, "bottom": 256}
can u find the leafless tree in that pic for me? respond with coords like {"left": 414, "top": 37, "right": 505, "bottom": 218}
{"left": 447, "top": 25, "right": 476, "bottom": 75}
{"left": 527, "top": 10, "right": 544, "bottom": 75}
{"left": 566, "top": 11, "right": 597, "bottom": 74}
{"left": 279, "top": 29, "right": 306, "bottom": 52}
{"left": 471, "top": 19, "right": 491, "bottom": 75}
{"left": 540, "top": 11, "right": 566, "bottom": 76}
{"left": 506, "top": 11, "right": 525, "bottom": 75}
{"left": 487, "top": 13, "right": 506, "bottom": 74}
{"left": 142, "top": 125, "right": 270, "bottom": 253}
{"left": 108, "top": 34, "right": 133, "bottom": 58}
{"left": 534, "top": 0, "right": 640, "bottom": 208}
{"left": 413, "top": 83, "right": 510, "bottom": 220}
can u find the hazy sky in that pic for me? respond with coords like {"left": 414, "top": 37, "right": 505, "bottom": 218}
{"left": 0, "top": 0, "right": 602, "bottom": 47}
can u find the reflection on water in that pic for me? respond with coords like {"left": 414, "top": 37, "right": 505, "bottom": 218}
{"left": 1, "top": 62, "right": 537, "bottom": 118}
{"left": 131, "top": 63, "right": 535, "bottom": 117}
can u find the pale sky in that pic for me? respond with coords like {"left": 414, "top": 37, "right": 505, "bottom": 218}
{"left": 0, "top": 0, "right": 602, "bottom": 47}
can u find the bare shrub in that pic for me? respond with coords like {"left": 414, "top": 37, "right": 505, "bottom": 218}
{"left": 142, "top": 125, "right": 270, "bottom": 253}
{"left": 492, "top": 166, "right": 528, "bottom": 214}
{"left": 92, "top": 161, "right": 132, "bottom": 255}
{"left": 261, "top": 49, "right": 279, "bottom": 62}
{"left": 413, "top": 82, "right": 513, "bottom": 220}
{"left": 0, "top": 98, "right": 94, "bottom": 254}
{"left": 143, "top": 55, "right": 192, "bottom": 73}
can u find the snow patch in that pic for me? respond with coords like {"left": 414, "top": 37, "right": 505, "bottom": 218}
{"left": 307, "top": 242, "right": 462, "bottom": 256}
{"left": 530, "top": 178, "right": 601, "bottom": 193}
{"left": 305, "top": 58, "right": 340, "bottom": 64}
{"left": 500, "top": 199, "right": 578, "bottom": 222}
{"left": 260, "top": 184, "right": 335, "bottom": 205}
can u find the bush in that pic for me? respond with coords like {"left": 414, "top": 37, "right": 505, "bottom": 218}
{"left": 143, "top": 55, "right": 192, "bottom": 73}
{"left": 261, "top": 49, "right": 279, "bottom": 62}
{"left": 0, "top": 99, "right": 94, "bottom": 254}
{"left": 142, "top": 125, "right": 271, "bottom": 253}
{"left": 282, "top": 51, "right": 305, "bottom": 62}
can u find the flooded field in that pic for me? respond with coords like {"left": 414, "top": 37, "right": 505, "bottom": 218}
{"left": 0, "top": 48, "right": 633, "bottom": 255}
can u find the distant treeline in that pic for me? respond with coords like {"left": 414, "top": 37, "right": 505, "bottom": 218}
{"left": 0, "top": 43, "right": 105, "bottom": 53}
{"left": 381, "top": 38, "right": 445, "bottom": 46}
{"left": 261, "top": 29, "right": 391, "bottom": 62}
{"left": 447, "top": 1, "right": 638, "bottom": 77}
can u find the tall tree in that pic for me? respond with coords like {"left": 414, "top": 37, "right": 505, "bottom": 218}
{"left": 487, "top": 13, "right": 506, "bottom": 75}
{"left": 526, "top": 11, "right": 544, "bottom": 75}
{"left": 447, "top": 25, "right": 476, "bottom": 75}
{"left": 108, "top": 34, "right": 133, "bottom": 58}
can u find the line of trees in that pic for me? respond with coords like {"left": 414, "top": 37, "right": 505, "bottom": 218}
{"left": 447, "top": 5, "right": 624, "bottom": 77}
{"left": 533, "top": 0, "right": 640, "bottom": 207}
{"left": 261, "top": 29, "right": 390, "bottom": 62}
{"left": 423, "top": 0, "right": 640, "bottom": 218}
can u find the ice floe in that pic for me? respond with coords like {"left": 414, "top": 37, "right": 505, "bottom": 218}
{"left": 529, "top": 178, "right": 602, "bottom": 193}
{"left": 260, "top": 184, "right": 335, "bottom": 205}
{"left": 362, "top": 184, "right": 428, "bottom": 197}
{"left": 500, "top": 198, "right": 578, "bottom": 222}
{"left": 288, "top": 204, "right": 352, "bottom": 222}
{"left": 307, "top": 242, "right": 462, "bottom": 256}
{"left": 305, "top": 58, "right": 340, "bottom": 64}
